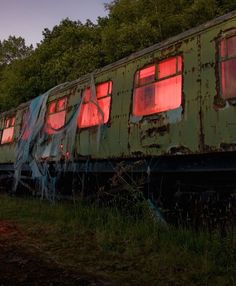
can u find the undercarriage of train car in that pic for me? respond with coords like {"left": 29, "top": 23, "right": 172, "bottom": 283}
{"left": 0, "top": 151, "right": 235, "bottom": 233}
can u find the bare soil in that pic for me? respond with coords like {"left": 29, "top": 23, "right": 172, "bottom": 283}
{"left": 0, "top": 220, "right": 112, "bottom": 286}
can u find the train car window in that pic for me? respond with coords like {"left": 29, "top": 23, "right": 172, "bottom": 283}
{"left": 133, "top": 56, "right": 182, "bottom": 116}
{"left": 1, "top": 115, "right": 15, "bottom": 144}
{"left": 46, "top": 97, "right": 67, "bottom": 133}
{"left": 220, "top": 35, "right": 236, "bottom": 99}
{"left": 78, "top": 81, "right": 112, "bottom": 128}
{"left": 136, "top": 65, "right": 156, "bottom": 85}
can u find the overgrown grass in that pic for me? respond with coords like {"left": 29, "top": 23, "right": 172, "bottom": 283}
{"left": 0, "top": 194, "right": 235, "bottom": 285}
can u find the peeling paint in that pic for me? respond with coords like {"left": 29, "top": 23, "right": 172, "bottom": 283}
{"left": 166, "top": 108, "right": 183, "bottom": 124}
{"left": 168, "top": 146, "right": 192, "bottom": 155}
{"left": 141, "top": 125, "right": 170, "bottom": 139}
{"left": 220, "top": 142, "right": 236, "bottom": 151}
{"left": 129, "top": 114, "right": 143, "bottom": 124}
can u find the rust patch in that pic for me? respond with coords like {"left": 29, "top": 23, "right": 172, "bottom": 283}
{"left": 198, "top": 109, "right": 205, "bottom": 152}
{"left": 228, "top": 98, "right": 236, "bottom": 106}
{"left": 201, "top": 62, "right": 215, "bottom": 69}
{"left": 147, "top": 144, "right": 161, "bottom": 148}
{"left": 203, "top": 144, "right": 218, "bottom": 153}
{"left": 131, "top": 151, "right": 145, "bottom": 157}
{"left": 142, "top": 124, "right": 170, "bottom": 139}
{"left": 168, "top": 146, "right": 191, "bottom": 155}
{"left": 213, "top": 96, "right": 226, "bottom": 109}
{"left": 220, "top": 143, "right": 236, "bottom": 152}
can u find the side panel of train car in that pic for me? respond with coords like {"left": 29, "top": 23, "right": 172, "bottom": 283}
{"left": 65, "top": 13, "right": 236, "bottom": 162}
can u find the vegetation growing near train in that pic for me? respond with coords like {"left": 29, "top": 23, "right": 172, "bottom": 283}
{"left": 1, "top": 0, "right": 236, "bottom": 111}
{"left": 0, "top": 195, "right": 235, "bottom": 285}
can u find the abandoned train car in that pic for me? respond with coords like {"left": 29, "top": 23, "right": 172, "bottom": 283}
{"left": 0, "top": 11, "right": 236, "bottom": 219}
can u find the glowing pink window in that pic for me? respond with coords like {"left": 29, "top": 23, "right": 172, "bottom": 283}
{"left": 83, "top": 88, "right": 91, "bottom": 102}
{"left": 1, "top": 127, "right": 14, "bottom": 144}
{"left": 133, "top": 56, "right": 182, "bottom": 116}
{"left": 227, "top": 36, "right": 236, "bottom": 57}
{"left": 221, "top": 36, "right": 236, "bottom": 58}
{"left": 220, "top": 36, "right": 236, "bottom": 99}
{"left": 1, "top": 116, "right": 15, "bottom": 144}
{"left": 97, "top": 97, "right": 111, "bottom": 124}
{"left": 21, "top": 111, "right": 31, "bottom": 140}
{"left": 158, "top": 56, "right": 182, "bottom": 79}
{"left": 155, "top": 75, "right": 182, "bottom": 112}
{"left": 46, "top": 97, "right": 67, "bottom": 134}
{"left": 49, "top": 101, "right": 56, "bottom": 114}
{"left": 5, "top": 116, "right": 15, "bottom": 128}
{"left": 96, "top": 81, "right": 112, "bottom": 98}
{"left": 78, "top": 81, "right": 112, "bottom": 128}
{"left": 220, "top": 39, "right": 226, "bottom": 58}
{"left": 5, "top": 118, "right": 11, "bottom": 128}
{"left": 47, "top": 111, "right": 66, "bottom": 132}
{"left": 57, "top": 97, "right": 67, "bottom": 111}
{"left": 138, "top": 65, "right": 155, "bottom": 85}
{"left": 78, "top": 103, "right": 101, "bottom": 128}
{"left": 11, "top": 117, "right": 15, "bottom": 126}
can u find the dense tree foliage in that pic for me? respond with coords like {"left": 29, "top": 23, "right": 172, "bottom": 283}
{"left": 0, "top": 0, "right": 236, "bottom": 111}
{"left": 0, "top": 36, "right": 33, "bottom": 66}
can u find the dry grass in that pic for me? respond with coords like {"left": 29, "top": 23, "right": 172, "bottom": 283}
{"left": 0, "top": 194, "right": 235, "bottom": 285}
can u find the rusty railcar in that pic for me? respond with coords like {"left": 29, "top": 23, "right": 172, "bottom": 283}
{"left": 0, "top": 11, "right": 236, "bottom": 223}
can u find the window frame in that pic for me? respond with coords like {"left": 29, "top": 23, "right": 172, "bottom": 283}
{"left": 46, "top": 96, "right": 68, "bottom": 132}
{"left": 219, "top": 31, "right": 236, "bottom": 102}
{"left": 0, "top": 115, "right": 16, "bottom": 145}
{"left": 132, "top": 55, "right": 183, "bottom": 117}
{"left": 78, "top": 80, "right": 113, "bottom": 129}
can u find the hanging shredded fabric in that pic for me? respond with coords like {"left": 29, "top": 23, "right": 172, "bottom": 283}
{"left": 13, "top": 74, "right": 105, "bottom": 202}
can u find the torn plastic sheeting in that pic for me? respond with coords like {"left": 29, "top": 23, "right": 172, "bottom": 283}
{"left": 13, "top": 83, "right": 69, "bottom": 200}
{"left": 14, "top": 75, "right": 107, "bottom": 201}
{"left": 43, "top": 73, "right": 105, "bottom": 158}
{"left": 31, "top": 88, "right": 80, "bottom": 200}
{"left": 14, "top": 93, "right": 49, "bottom": 192}
{"left": 147, "top": 199, "right": 167, "bottom": 226}
{"left": 36, "top": 74, "right": 106, "bottom": 199}
{"left": 90, "top": 74, "right": 105, "bottom": 151}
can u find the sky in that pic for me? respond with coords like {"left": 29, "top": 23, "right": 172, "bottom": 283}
{"left": 0, "top": 0, "right": 111, "bottom": 46}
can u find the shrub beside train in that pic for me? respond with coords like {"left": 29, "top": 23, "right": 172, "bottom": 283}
{"left": 0, "top": 11, "right": 236, "bottom": 224}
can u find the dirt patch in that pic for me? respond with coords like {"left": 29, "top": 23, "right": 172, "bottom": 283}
{"left": 0, "top": 220, "right": 111, "bottom": 286}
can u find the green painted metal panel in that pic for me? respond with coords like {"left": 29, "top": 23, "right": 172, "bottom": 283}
{"left": 201, "top": 18, "right": 236, "bottom": 152}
